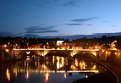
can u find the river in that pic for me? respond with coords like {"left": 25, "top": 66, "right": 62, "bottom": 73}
{"left": 0, "top": 55, "right": 110, "bottom": 83}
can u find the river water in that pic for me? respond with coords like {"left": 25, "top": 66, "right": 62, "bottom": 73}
{"left": 0, "top": 56, "right": 107, "bottom": 83}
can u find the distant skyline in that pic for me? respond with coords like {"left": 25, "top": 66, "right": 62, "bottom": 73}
{"left": 1, "top": 0, "right": 121, "bottom": 37}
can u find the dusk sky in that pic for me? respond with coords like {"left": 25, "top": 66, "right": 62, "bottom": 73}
{"left": 1, "top": 0, "right": 121, "bottom": 37}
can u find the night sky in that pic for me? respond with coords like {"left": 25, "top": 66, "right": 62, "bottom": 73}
{"left": 1, "top": 0, "right": 121, "bottom": 37}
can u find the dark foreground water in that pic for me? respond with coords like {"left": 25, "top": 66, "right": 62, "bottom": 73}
{"left": 0, "top": 56, "right": 108, "bottom": 83}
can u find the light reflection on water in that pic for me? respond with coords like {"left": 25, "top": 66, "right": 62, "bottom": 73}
{"left": 0, "top": 56, "right": 107, "bottom": 83}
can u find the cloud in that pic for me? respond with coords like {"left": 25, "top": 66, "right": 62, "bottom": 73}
{"left": 37, "top": 0, "right": 82, "bottom": 8}
{"left": 25, "top": 25, "right": 54, "bottom": 31}
{"left": 111, "top": 25, "right": 120, "bottom": 27}
{"left": 65, "top": 17, "right": 97, "bottom": 26}
{"left": 37, "top": 0, "right": 62, "bottom": 8}
{"left": 25, "top": 30, "right": 58, "bottom": 33}
{"left": 86, "top": 24, "right": 93, "bottom": 26}
{"left": 63, "top": 0, "right": 81, "bottom": 6}
{"left": 25, "top": 25, "right": 58, "bottom": 34}
{"left": 65, "top": 23, "right": 83, "bottom": 26}
{"left": 102, "top": 20, "right": 109, "bottom": 23}
{"left": 65, "top": 23, "right": 93, "bottom": 26}
{"left": 71, "top": 17, "right": 98, "bottom": 22}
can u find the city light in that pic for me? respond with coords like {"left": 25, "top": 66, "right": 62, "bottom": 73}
{"left": 85, "top": 75, "right": 88, "bottom": 78}
{"left": 91, "top": 52, "right": 97, "bottom": 56}
{"left": 25, "top": 68, "right": 29, "bottom": 80}
{"left": 5, "top": 49, "right": 9, "bottom": 53}
{"left": 56, "top": 40, "right": 64, "bottom": 46}
{"left": 64, "top": 73, "right": 67, "bottom": 78}
{"left": 6, "top": 69, "right": 10, "bottom": 81}
{"left": 79, "top": 61, "right": 87, "bottom": 69}
{"left": 71, "top": 51, "right": 78, "bottom": 57}
{"left": 26, "top": 51, "right": 30, "bottom": 55}
{"left": 45, "top": 72, "right": 49, "bottom": 82}
{"left": 3, "top": 44, "right": 7, "bottom": 48}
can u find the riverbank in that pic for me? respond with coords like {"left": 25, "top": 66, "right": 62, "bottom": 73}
{"left": 102, "top": 61, "right": 121, "bottom": 83}
{"left": 73, "top": 56, "right": 121, "bottom": 83}
{"left": 73, "top": 70, "right": 117, "bottom": 83}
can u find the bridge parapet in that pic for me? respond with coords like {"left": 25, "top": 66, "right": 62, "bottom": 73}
{"left": 12, "top": 48, "right": 100, "bottom": 59}
{"left": 13, "top": 48, "right": 99, "bottom": 51}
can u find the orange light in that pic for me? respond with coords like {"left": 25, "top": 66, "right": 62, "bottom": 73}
{"left": 5, "top": 49, "right": 9, "bottom": 52}
{"left": 71, "top": 51, "right": 78, "bottom": 57}
{"left": 6, "top": 69, "right": 10, "bottom": 81}
{"left": 25, "top": 69, "right": 29, "bottom": 80}
{"left": 64, "top": 73, "right": 66, "bottom": 78}
{"left": 115, "top": 52, "right": 117, "bottom": 55}
{"left": 45, "top": 73, "right": 49, "bottom": 82}
{"left": 3, "top": 44, "right": 7, "bottom": 48}
{"left": 91, "top": 52, "right": 97, "bottom": 56}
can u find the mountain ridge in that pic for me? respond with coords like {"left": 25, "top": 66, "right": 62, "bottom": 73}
{"left": 1, "top": 32, "right": 121, "bottom": 40}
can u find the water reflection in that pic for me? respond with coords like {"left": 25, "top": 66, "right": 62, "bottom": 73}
{"left": 6, "top": 68, "right": 10, "bottom": 81}
{"left": 0, "top": 56, "right": 107, "bottom": 83}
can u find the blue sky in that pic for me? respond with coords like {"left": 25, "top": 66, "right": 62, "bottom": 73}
{"left": 0, "top": 0, "right": 121, "bottom": 37}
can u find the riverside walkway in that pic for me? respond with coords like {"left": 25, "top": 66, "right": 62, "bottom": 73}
{"left": 89, "top": 56, "right": 121, "bottom": 83}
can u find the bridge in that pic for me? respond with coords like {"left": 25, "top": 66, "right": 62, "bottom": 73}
{"left": 11, "top": 48, "right": 100, "bottom": 59}
{"left": 13, "top": 48, "right": 99, "bottom": 51}
{"left": 6, "top": 48, "right": 120, "bottom": 83}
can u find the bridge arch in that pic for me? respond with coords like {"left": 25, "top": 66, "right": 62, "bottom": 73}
{"left": 73, "top": 52, "right": 97, "bottom": 59}
{"left": 16, "top": 50, "right": 40, "bottom": 59}
{"left": 45, "top": 50, "right": 70, "bottom": 57}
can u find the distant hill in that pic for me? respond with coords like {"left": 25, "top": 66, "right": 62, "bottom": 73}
{"left": 44, "top": 32, "right": 121, "bottom": 40}
{"left": 0, "top": 32, "right": 14, "bottom": 37}
{"left": 23, "top": 34, "right": 40, "bottom": 38}
{"left": 1, "top": 32, "right": 121, "bottom": 40}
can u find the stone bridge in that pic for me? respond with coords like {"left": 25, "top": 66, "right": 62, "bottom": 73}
{"left": 11, "top": 48, "right": 100, "bottom": 59}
